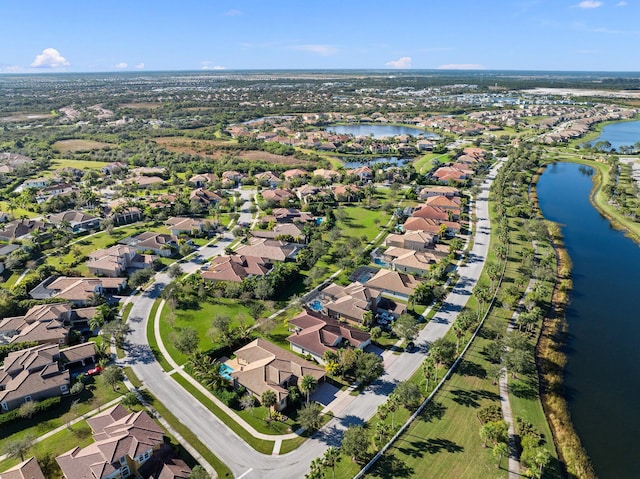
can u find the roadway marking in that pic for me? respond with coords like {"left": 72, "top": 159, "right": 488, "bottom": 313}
{"left": 237, "top": 468, "right": 253, "bottom": 479}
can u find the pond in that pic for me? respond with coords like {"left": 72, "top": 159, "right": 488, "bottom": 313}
{"left": 328, "top": 123, "right": 438, "bottom": 139}
{"left": 591, "top": 119, "right": 640, "bottom": 151}
{"left": 341, "top": 156, "right": 410, "bottom": 169}
{"left": 537, "top": 161, "right": 640, "bottom": 479}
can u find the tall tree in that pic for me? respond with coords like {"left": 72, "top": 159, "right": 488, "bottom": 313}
{"left": 3, "top": 435, "right": 34, "bottom": 462}
{"left": 493, "top": 441, "right": 509, "bottom": 469}
{"left": 322, "top": 446, "right": 341, "bottom": 479}
{"left": 341, "top": 425, "right": 369, "bottom": 463}
{"left": 261, "top": 390, "right": 277, "bottom": 419}
{"left": 298, "top": 402, "right": 323, "bottom": 432}
{"left": 300, "top": 374, "right": 318, "bottom": 404}
{"left": 102, "top": 365, "right": 124, "bottom": 391}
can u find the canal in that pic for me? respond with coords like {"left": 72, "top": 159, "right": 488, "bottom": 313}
{"left": 537, "top": 161, "right": 640, "bottom": 479}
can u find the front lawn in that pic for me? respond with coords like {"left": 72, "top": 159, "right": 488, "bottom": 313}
{"left": 159, "top": 298, "right": 255, "bottom": 365}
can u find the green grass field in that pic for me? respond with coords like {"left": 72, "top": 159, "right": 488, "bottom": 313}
{"left": 158, "top": 298, "right": 254, "bottom": 365}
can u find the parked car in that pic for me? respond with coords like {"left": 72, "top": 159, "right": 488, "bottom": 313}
{"left": 87, "top": 366, "right": 103, "bottom": 376}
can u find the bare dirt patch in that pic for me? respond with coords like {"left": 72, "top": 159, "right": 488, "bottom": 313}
{"left": 120, "top": 102, "right": 163, "bottom": 109}
{"left": 53, "top": 139, "right": 112, "bottom": 153}
{"left": 154, "top": 137, "right": 309, "bottom": 166}
{"left": 0, "top": 112, "right": 55, "bottom": 123}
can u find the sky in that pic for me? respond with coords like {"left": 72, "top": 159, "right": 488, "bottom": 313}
{"left": 1, "top": 0, "right": 639, "bottom": 73}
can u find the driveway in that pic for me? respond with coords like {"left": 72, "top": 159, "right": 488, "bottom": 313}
{"left": 122, "top": 165, "right": 502, "bottom": 478}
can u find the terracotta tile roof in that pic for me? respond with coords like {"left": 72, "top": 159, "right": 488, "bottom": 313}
{"left": 287, "top": 311, "right": 370, "bottom": 358}
{"left": 235, "top": 238, "right": 301, "bottom": 262}
{"left": 230, "top": 339, "right": 324, "bottom": 403}
{"left": 201, "top": 255, "right": 271, "bottom": 282}
{"left": 365, "top": 269, "right": 421, "bottom": 297}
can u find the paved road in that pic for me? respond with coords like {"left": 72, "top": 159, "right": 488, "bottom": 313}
{"left": 122, "top": 165, "right": 501, "bottom": 478}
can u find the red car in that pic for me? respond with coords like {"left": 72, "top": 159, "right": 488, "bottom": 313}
{"left": 87, "top": 366, "right": 103, "bottom": 376}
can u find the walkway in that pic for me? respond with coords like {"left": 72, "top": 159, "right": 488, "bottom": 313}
{"left": 500, "top": 240, "right": 538, "bottom": 478}
{"left": 120, "top": 166, "right": 501, "bottom": 478}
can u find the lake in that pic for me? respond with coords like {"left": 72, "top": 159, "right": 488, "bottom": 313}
{"left": 328, "top": 123, "right": 438, "bottom": 139}
{"left": 537, "top": 162, "right": 640, "bottom": 479}
{"left": 592, "top": 119, "right": 640, "bottom": 150}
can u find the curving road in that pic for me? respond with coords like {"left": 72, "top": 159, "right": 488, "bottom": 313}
{"left": 122, "top": 164, "right": 501, "bottom": 478}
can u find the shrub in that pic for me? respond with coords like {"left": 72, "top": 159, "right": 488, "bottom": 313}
{"left": 70, "top": 382, "right": 85, "bottom": 395}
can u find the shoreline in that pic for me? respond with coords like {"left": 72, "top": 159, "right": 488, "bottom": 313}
{"left": 532, "top": 165, "right": 596, "bottom": 479}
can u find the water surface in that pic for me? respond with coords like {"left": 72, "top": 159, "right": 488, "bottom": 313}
{"left": 537, "top": 161, "right": 640, "bottom": 479}
{"left": 592, "top": 120, "right": 640, "bottom": 150}
{"left": 328, "top": 123, "right": 438, "bottom": 139}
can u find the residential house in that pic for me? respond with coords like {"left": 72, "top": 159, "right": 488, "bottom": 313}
{"left": 313, "top": 169, "right": 341, "bottom": 182}
{"left": 221, "top": 170, "right": 246, "bottom": 186}
{"left": 49, "top": 210, "right": 100, "bottom": 233}
{"left": 0, "top": 219, "right": 48, "bottom": 242}
{"left": 189, "top": 188, "right": 222, "bottom": 207}
{"left": 0, "top": 303, "right": 70, "bottom": 346}
{"left": 384, "top": 230, "right": 438, "bottom": 252}
{"left": 382, "top": 247, "right": 442, "bottom": 277}
{"left": 101, "top": 162, "right": 128, "bottom": 175}
{"left": 201, "top": 255, "right": 271, "bottom": 283}
{"left": 36, "top": 183, "right": 76, "bottom": 204}
{"left": 263, "top": 208, "right": 314, "bottom": 224}
{"left": 234, "top": 238, "right": 302, "bottom": 262}
{"left": 282, "top": 168, "right": 309, "bottom": 181}
{"left": 56, "top": 404, "right": 164, "bottom": 479}
{"left": 165, "top": 217, "right": 204, "bottom": 236}
{"left": 0, "top": 457, "right": 45, "bottom": 479}
{"left": 365, "top": 269, "right": 421, "bottom": 299}
{"left": 401, "top": 217, "right": 442, "bottom": 235}
{"left": 287, "top": 310, "right": 371, "bottom": 364}
{"left": 251, "top": 223, "right": 305, "bottom": 243}
{"left": 254, "top": 171, "right": 282, "bottom": 188}
{"left": 418, "top": 185, "right": 460, "bottom": 200}
{"left": 122, "top": 232, "right": 177, "bottom": 257}
{"left": 320, "top": 282, "right": 380, "bottom": 324}
{"left": 416, "top": 139, "right": 434, "bottom": 151}
{"left": 425, "top": 195, "right": 461, "bottom": 210}
{"left": 330, "top": 184, "right": 362, "bottom": 203}
{"left": 87, "top": 245, "right": 156, "bottom": 277}
{"left": 188, "top": 173, "right": 219, "bottom": 187}
{"left": 129, "top": 176, "right": 165, "bottom": 187}
{"left": 261, "top": 188, "right": 294, "bottom": 205}
{"left": 29, "top": 276, "right": 127, "bottom": 306}
{"left": 59, "top": 342, "right": 97, "bottom": 369}
{"left": 0, "top": 344, "right": 70, "bottom": 412}
{"left": 225, "top": 339, "right": 325, "bottom": 411}
{"left": 21, "top": 177, "right": 49, "bottom": 189}
{"left": 130, "top": 167, "right": 166, "bottom": 176}
{"left": 348, "top": 166, "right": 373, "bottom": 181}
{"left": 294, "top": 185, "right": 324, "bottom": 204}
{"left": 412, "top": 204, "right": 459, "bottom": 222}
{"left": 106, "top": 200, "right": 143, "bottom": 225}
{"left": 431, "top": 166, "right": 470, "bottom": 182}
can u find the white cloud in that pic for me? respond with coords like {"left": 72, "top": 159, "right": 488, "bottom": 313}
{"left": 135, "top": 63, "right": 145, "bottom": 69}
{"left": 577, "top": 1, "right": 603, "bottom": 8}
{"left": 385, "top": 56, "right": 412, "bottom": 69}
{"left": 224, "top": 9, "right": 242, "bottom": 16}
{"left": 289, "top": 44, "right": 338, "bottom": 56}
{"left": 30, "top": 48, "right": 70, "bottom": 68}
{"left": 201, "top": 61, "right": 226, "bottom": 70}
{"left": 2, "top": 65, "right": 24, "bottom": 73}
{"left": 114, "top": 62, "right": 128, "bottom": 69}
{"left": 616, "top": 0, "right": 627, "bottom": 5}
{"left": 437, "top": 63, "right": 486, "bottom": 70}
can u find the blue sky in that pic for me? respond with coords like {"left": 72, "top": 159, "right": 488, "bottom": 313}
{"left": 1, "top": 0, "right": 638, "bottom": 73}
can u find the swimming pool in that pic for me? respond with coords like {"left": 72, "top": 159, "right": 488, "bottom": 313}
{"left": 219, "top": 363, "right": 234, "bottom": 381}
{"left": 373, "top": 257, "right": 388, "bottom": 267}
{"left": 309, "top": 300, "right": 323, "bottom": 312}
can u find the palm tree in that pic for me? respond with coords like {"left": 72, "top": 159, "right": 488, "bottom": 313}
{"left": 387, "top": 393, "right": 400, "bottom": 430}
{"left": 190, "top": 352, "right": 226, "bottom": 391}
{"left": 261, "top": 390, "right": 277, "bottom": 419}
{"left": 322, "top": 446, "right": 341, "bottom": 479}
{"left": 88, "top": 314, "right": 104, "bottom": 333}
{"left": 422, "top": 356, "right": 435, "bottom": 392}
{"left": 305, "top": 458, "right": 324, "bottom": 479}
{"left": 300, "top": 374, "right": 318, "bottom": 404}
